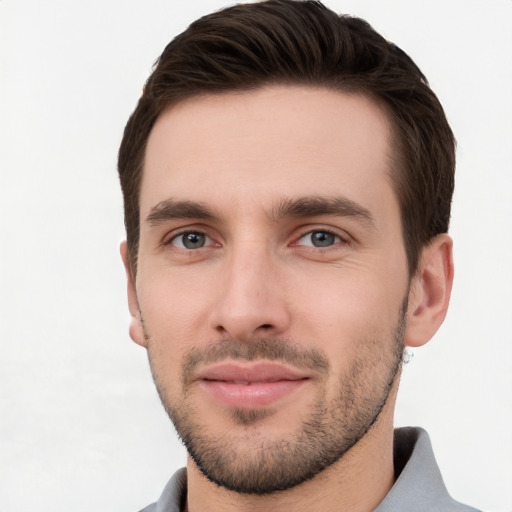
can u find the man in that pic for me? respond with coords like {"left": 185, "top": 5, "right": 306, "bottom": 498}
{"left": 117, "top": 1, "right": 480, "bottom": 510}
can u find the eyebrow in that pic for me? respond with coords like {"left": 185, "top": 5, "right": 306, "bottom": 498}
{"left": 146, "top": 199, "right": 219, "bottom": 226}
{"left": 270, "top": 196, "right": 375, "bottom": 227}
{"left": 145, "top": 195, "right": 375, "bottom": 228}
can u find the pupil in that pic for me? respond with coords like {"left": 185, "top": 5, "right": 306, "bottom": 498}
{"left": 312, "top": 232, "right": 334, "bottom": 247}
{"left": 183, "top": 233, "right": 205, "bottom": 249}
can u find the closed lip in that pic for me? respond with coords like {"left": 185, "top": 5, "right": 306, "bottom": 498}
{"left": 196, "top": 361, "right": 311, "bottom": 409}
{"left": 195, "top": 361, "right": 311, "bottom": 384}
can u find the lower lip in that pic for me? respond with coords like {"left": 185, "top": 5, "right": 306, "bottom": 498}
{"left": 200, "top": 379, "right": 308, "bottom": 409}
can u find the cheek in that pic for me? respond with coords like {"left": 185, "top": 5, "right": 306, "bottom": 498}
{"left": 139, "top": 263, "right": 213, "bottom": 321}
{"left": 137, "top": 268, "right": 215, "bottom": 368}
{"left": 288, "top": 265, "right": 406, "bottom": 365}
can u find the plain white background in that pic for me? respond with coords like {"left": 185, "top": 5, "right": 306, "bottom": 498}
{"left": 1, "top": 1, "right": 511, "bottom": 511}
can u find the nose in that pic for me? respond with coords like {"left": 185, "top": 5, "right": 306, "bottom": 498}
{"left": 209, "top": 242, "right": 291, "bottom": 340}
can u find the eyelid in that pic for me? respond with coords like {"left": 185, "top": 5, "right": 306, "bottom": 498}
{"left": 174, "top": 232, "right": 211, "bottom": 249}
{"left": 291, "top": 226, "right": 351, "bottom": 247}
{"left": 160, "top": 224, "right": 351, "bottom": 250}
{"left": 162, "top": 225, "right": 220, "bottom": 248}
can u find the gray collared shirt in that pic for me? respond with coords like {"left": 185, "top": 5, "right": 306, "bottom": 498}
{"left": 139, "top": 427, "right": 481, "bottom": 512}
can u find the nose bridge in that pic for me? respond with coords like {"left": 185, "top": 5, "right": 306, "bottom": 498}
{"left": 210, "top": 238, "right": 289, "bottom": 339}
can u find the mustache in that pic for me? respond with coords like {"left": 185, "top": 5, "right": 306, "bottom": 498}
{"left": 181, "top": 338, "right": 330, "bottom": 384}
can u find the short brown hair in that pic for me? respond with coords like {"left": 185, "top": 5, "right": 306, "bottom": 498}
{"left": 118, "top": 0, "right": 455, "bottom": 277}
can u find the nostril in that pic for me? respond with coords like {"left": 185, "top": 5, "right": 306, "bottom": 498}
{"left": 259, "top": 324, "right": 273, "bottom": 330}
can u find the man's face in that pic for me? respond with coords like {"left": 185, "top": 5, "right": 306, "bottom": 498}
{"left": 130, "top": 86, "right": 410, "bottom": 493}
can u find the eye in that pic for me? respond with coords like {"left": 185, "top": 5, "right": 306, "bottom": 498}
{"left": 170, "top": 231, "right": 211, "bottom": 250}
{"left": 296, "top": 230, "right": 342, "bottom": 248}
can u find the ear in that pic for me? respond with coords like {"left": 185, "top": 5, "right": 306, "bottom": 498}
{"left": 120, "top": 241, "right": 147, "bottom": 348}
{"left": 405, "top": 234, "right": 454, "bottom": 348}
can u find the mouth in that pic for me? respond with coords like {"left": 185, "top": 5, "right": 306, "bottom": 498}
{"left": 196, "top": 362, "right": 311, "bottom": 409}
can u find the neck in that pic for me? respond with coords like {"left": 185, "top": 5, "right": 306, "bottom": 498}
{"left": 185, "top": 397, "right": 397, "bottom": 512}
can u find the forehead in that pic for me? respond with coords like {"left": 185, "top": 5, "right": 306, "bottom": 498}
{"left": 141, "top": 86, "right": 396, "bottom": 224}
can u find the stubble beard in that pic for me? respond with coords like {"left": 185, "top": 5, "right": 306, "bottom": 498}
{"left": 146, "top": 307, "right": 406, "bottom": 495}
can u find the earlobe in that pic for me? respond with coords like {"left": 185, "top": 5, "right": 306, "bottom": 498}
{"left": 120, "top": 241, "right": 147, "bottom": 348}
{"left": 405, "top": 234, "right": 454, "bottom": 348}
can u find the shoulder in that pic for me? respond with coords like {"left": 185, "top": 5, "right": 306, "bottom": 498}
{"left": 138, "top": 504, "right": 157, "bottom": 512}
{"left": 375, "top": 427, "right": 483, "bottom": 512}
{"left": 137, "top": 468, "right": 187, "bottom": 512}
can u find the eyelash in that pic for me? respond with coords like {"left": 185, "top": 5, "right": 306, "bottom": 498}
{"left": 293, "top": 228, "right": 349, "bottom": 249}
{"left": 163, "top": 227, "right": 349, "bottom": 252}
{"left": 163, "top": 229, "right": 214, "bottom": 248}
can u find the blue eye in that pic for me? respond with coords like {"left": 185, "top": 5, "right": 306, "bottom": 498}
{"left": 171, "top": 232, "right": 209, "bottom": 249}
{"left": 297, "top": 231, "right": 341, "bottom": 248}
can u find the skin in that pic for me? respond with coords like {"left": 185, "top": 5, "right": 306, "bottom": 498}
{"left": 121, "top": 86, "right": 454, "bottom": 512}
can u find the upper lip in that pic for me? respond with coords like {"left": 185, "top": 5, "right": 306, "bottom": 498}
{"left": 196, "top": 362, "right": 310, "bottom": 383}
